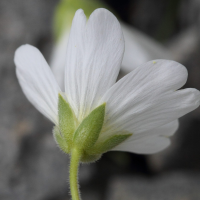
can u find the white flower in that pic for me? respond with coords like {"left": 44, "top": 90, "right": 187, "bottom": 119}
{"left": 15, "top": 8, "right": 200, "bottom": 155}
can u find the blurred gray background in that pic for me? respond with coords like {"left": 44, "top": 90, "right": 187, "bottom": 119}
{"left": 0, "top": 0, "right": 200, "bottom": 199}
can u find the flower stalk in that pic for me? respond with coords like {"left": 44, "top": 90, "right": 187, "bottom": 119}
{"left": 70, "top": 148, "right": 82, "bottom": 200}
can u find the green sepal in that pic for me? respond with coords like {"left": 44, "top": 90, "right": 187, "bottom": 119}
{"left": 58, "top": 93, "right": 76, "bottom": 150}
{"left": 88, "top": 133, "right": 132, "bottom": 155}
{"left": 80, "top": 151, "right": 101, "bottom": 163}
{"left": 54, "top": 0, "right": 113, "bottom": 41}
{"left": 53, "top": 126, "right": 69, "bottom": 154}
{"left": 73, "top": 103, "right": 106, "bottom": 151}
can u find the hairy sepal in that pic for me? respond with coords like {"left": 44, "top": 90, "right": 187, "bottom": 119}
{"left": 73, "top": 103, "right": 106, "bottom": 151}
{"left": 53, "top": 126, "right": 69, "bottom": 154}
{"left": 58, "top": 93, "right": 76, "bottom": 150}
{"left": 80, "top": 152, "right": 102, "bottom": 163}
{"left": 87, "top": 133, "right": 132, "bottom": 155}
{"left": 80, "top": 133, "right": 132, "bottom": 163}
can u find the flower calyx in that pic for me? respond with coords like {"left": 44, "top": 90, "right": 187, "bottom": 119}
{"left": 53, "top": 94, "right": 132, "bottom": 163}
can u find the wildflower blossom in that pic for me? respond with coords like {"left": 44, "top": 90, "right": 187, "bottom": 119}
{"left": 14, "top": 8, "right": 200, "bottom": 200}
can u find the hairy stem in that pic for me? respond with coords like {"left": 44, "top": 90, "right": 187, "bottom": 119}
{"left": 70, "top": 148, "right": 82, "bottom": 200}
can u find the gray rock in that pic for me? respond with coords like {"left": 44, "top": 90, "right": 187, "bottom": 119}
{"left": 107, "top": 172, "right": 200, "bottom": 200}
{"left": 179, "top": 0, "right": 200, "bottom": 28}
{"left": 10, "top": 134, "right": 70, "bottom": 200}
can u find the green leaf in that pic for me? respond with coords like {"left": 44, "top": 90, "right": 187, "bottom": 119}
{"left": 54, "top": 0, "right": 112, "bottom": 41}
{"left": 88, "top": 133, "right": 132, "bottom": 155}
{"left": 58, "top": 93, "right": 76, "bottom": 148}
{"left": 73, "top": 103, "right": 106, "bottom": 151}
{"left": 53, "top": 126, "right": 69, "bottom": 154}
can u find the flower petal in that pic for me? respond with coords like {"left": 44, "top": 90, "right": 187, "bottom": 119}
{"left": 112, "top": 120, "right": 178, "bottom": 154}
{"left": 51, "top": 29, "right": 70, "bottom": 90}
{"left": 100, "top": 60, "right": 200, "bottom": 139}
{"left": 113, "top": 135, "right": 170, "bottom": 154}
{"left": 64, "top": 8, "right": 124, "bottom": 121}
{"left": 111, "top": 120, "right": 178, "bottom": 154}
{"left": 129, "top": 120, "right": 179, "bottom": 141}
{"left": 15, "top": 44, "right": 61, "bottom": 124}
{"left": 121, "top": 23, "right": 172, "bottom": 73}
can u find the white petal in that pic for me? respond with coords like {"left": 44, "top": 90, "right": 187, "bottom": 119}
{"left": 112, "top": 120, "right": 178, "bottom": 154}
{"left": 149, "top": 120, "right": 179, "bottom": 137}
{"left": 156, "top": 120, "right": 179, "bottom": 137}
{"left": 50, "top": 22, "right": 172, "bottom": 85}
{"left": 113, "top": 135, "right": 170, "bottom": 154}
{"left": 50, "top": 29, "right": 70, "bottom": 90}
{"left": 15, "top": 44, "right": 61, "bottom": 124}
{"left": 130, "top": 120, "right": 179, "bottom": 141}
{"left": 121, "top": 23, "right": 172, "bottom": 73}
{"left": 65, "top": 8, "right": 124, "bottom": 121}
{"left": 99, "top": 60, "right": 200, "bottom": 139}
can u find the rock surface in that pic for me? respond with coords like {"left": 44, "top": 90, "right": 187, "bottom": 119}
{"left": 107, "top": 172, "right": 200, "bottom": 200}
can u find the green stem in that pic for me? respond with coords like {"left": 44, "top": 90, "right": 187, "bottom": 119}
{"left": 70, "top": 147, "right": 82, "bottom": 200}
